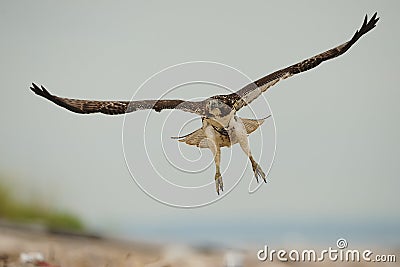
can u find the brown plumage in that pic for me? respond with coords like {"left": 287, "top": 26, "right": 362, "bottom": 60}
{"left": 30, "top": 13, "right": 379, "bottom": 194}
{"left": 31, "top": 13, "right": 378, "bottom": 116}
{"left": 230, "top": 12, "right": 379, "bottom": 110}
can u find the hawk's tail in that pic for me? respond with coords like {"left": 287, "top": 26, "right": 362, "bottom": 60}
{"left": 171, "top": 115, "right": 271, "bottom": 147}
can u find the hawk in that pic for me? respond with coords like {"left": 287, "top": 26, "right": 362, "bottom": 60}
{"left": 31, "top": 13, "right": 379, "bottom": 194}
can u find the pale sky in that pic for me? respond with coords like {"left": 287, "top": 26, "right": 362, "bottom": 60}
{"left": 0, "top": 1, "right": 399, "bottom": 246}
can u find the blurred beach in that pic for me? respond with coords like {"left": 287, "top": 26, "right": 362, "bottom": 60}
{"left": 1, "top": 223, "right": 398, "bottom": 267}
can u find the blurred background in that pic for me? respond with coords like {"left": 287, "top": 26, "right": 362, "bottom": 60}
{"left": 0, "top": 1, "right": 399, "bottom": 259}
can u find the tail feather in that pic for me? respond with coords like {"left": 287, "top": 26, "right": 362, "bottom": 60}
{"left": 171, "top": 115, "right": 271, "bottom": 148}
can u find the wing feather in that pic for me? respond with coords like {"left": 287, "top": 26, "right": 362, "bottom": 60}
{"left": 30, "top": 83, "right": 205, "bottom": 115}
{"left": 232, "top": 12, "right": 379, "bottom": 110}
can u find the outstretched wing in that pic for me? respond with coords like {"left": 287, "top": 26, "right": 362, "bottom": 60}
{"left": 30, "top": 83, "right": 205, "bottom": 115}
{"left": 231, "top": 12, "right": 379, "bottom": 111}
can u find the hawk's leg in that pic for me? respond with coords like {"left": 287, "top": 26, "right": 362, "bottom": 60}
{"left": 204, "top": 125, "right": 223, "bottom": 194}
{"left": 231, "top": 117, "right": 267, "bottom": 183}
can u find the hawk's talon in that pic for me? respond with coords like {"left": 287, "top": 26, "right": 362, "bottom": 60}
{"left": 252, "top": 163, "right": 267, "bottom": 183}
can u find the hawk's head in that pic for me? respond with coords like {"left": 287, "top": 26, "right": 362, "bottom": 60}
{"left": 205, "top": 99, "right": 233, "bottom": 118}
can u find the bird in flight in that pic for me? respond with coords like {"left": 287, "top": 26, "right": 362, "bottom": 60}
{"left": 31, "top": 13, "right": 379, "bottom": 195}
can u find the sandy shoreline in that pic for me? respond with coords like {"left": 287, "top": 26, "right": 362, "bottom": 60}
{"left": 0, "top": 223, "right": 398, "bottom": 267}
{"left": 0, "top": 224, "right": 226, "bottom": 267}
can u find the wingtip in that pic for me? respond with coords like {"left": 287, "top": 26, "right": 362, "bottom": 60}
{"left": 373, "top": 12, "right": 380, "bottom": 24}
{"left": 40, "top": 85, "right": 50, "bottom": 95}
{"left": 370, "top": 12, "right": 379, "bottom": 25}
{"left": 30, "top": 82, "right": 38, "bottom": 90}
{"left": 363, "top": 14, "right": 368, "bottom": 26}
{"left": 30, "top": 82, "right": 40, "bottom": 94}
{"left": 30, "top": 83, "right": 52, "bottom": 98}
{"left": 353, "top": 12, "right": 379, "bottom": 40}
{"left": 372, "top": 11, "right": 379, "bottom": 21}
